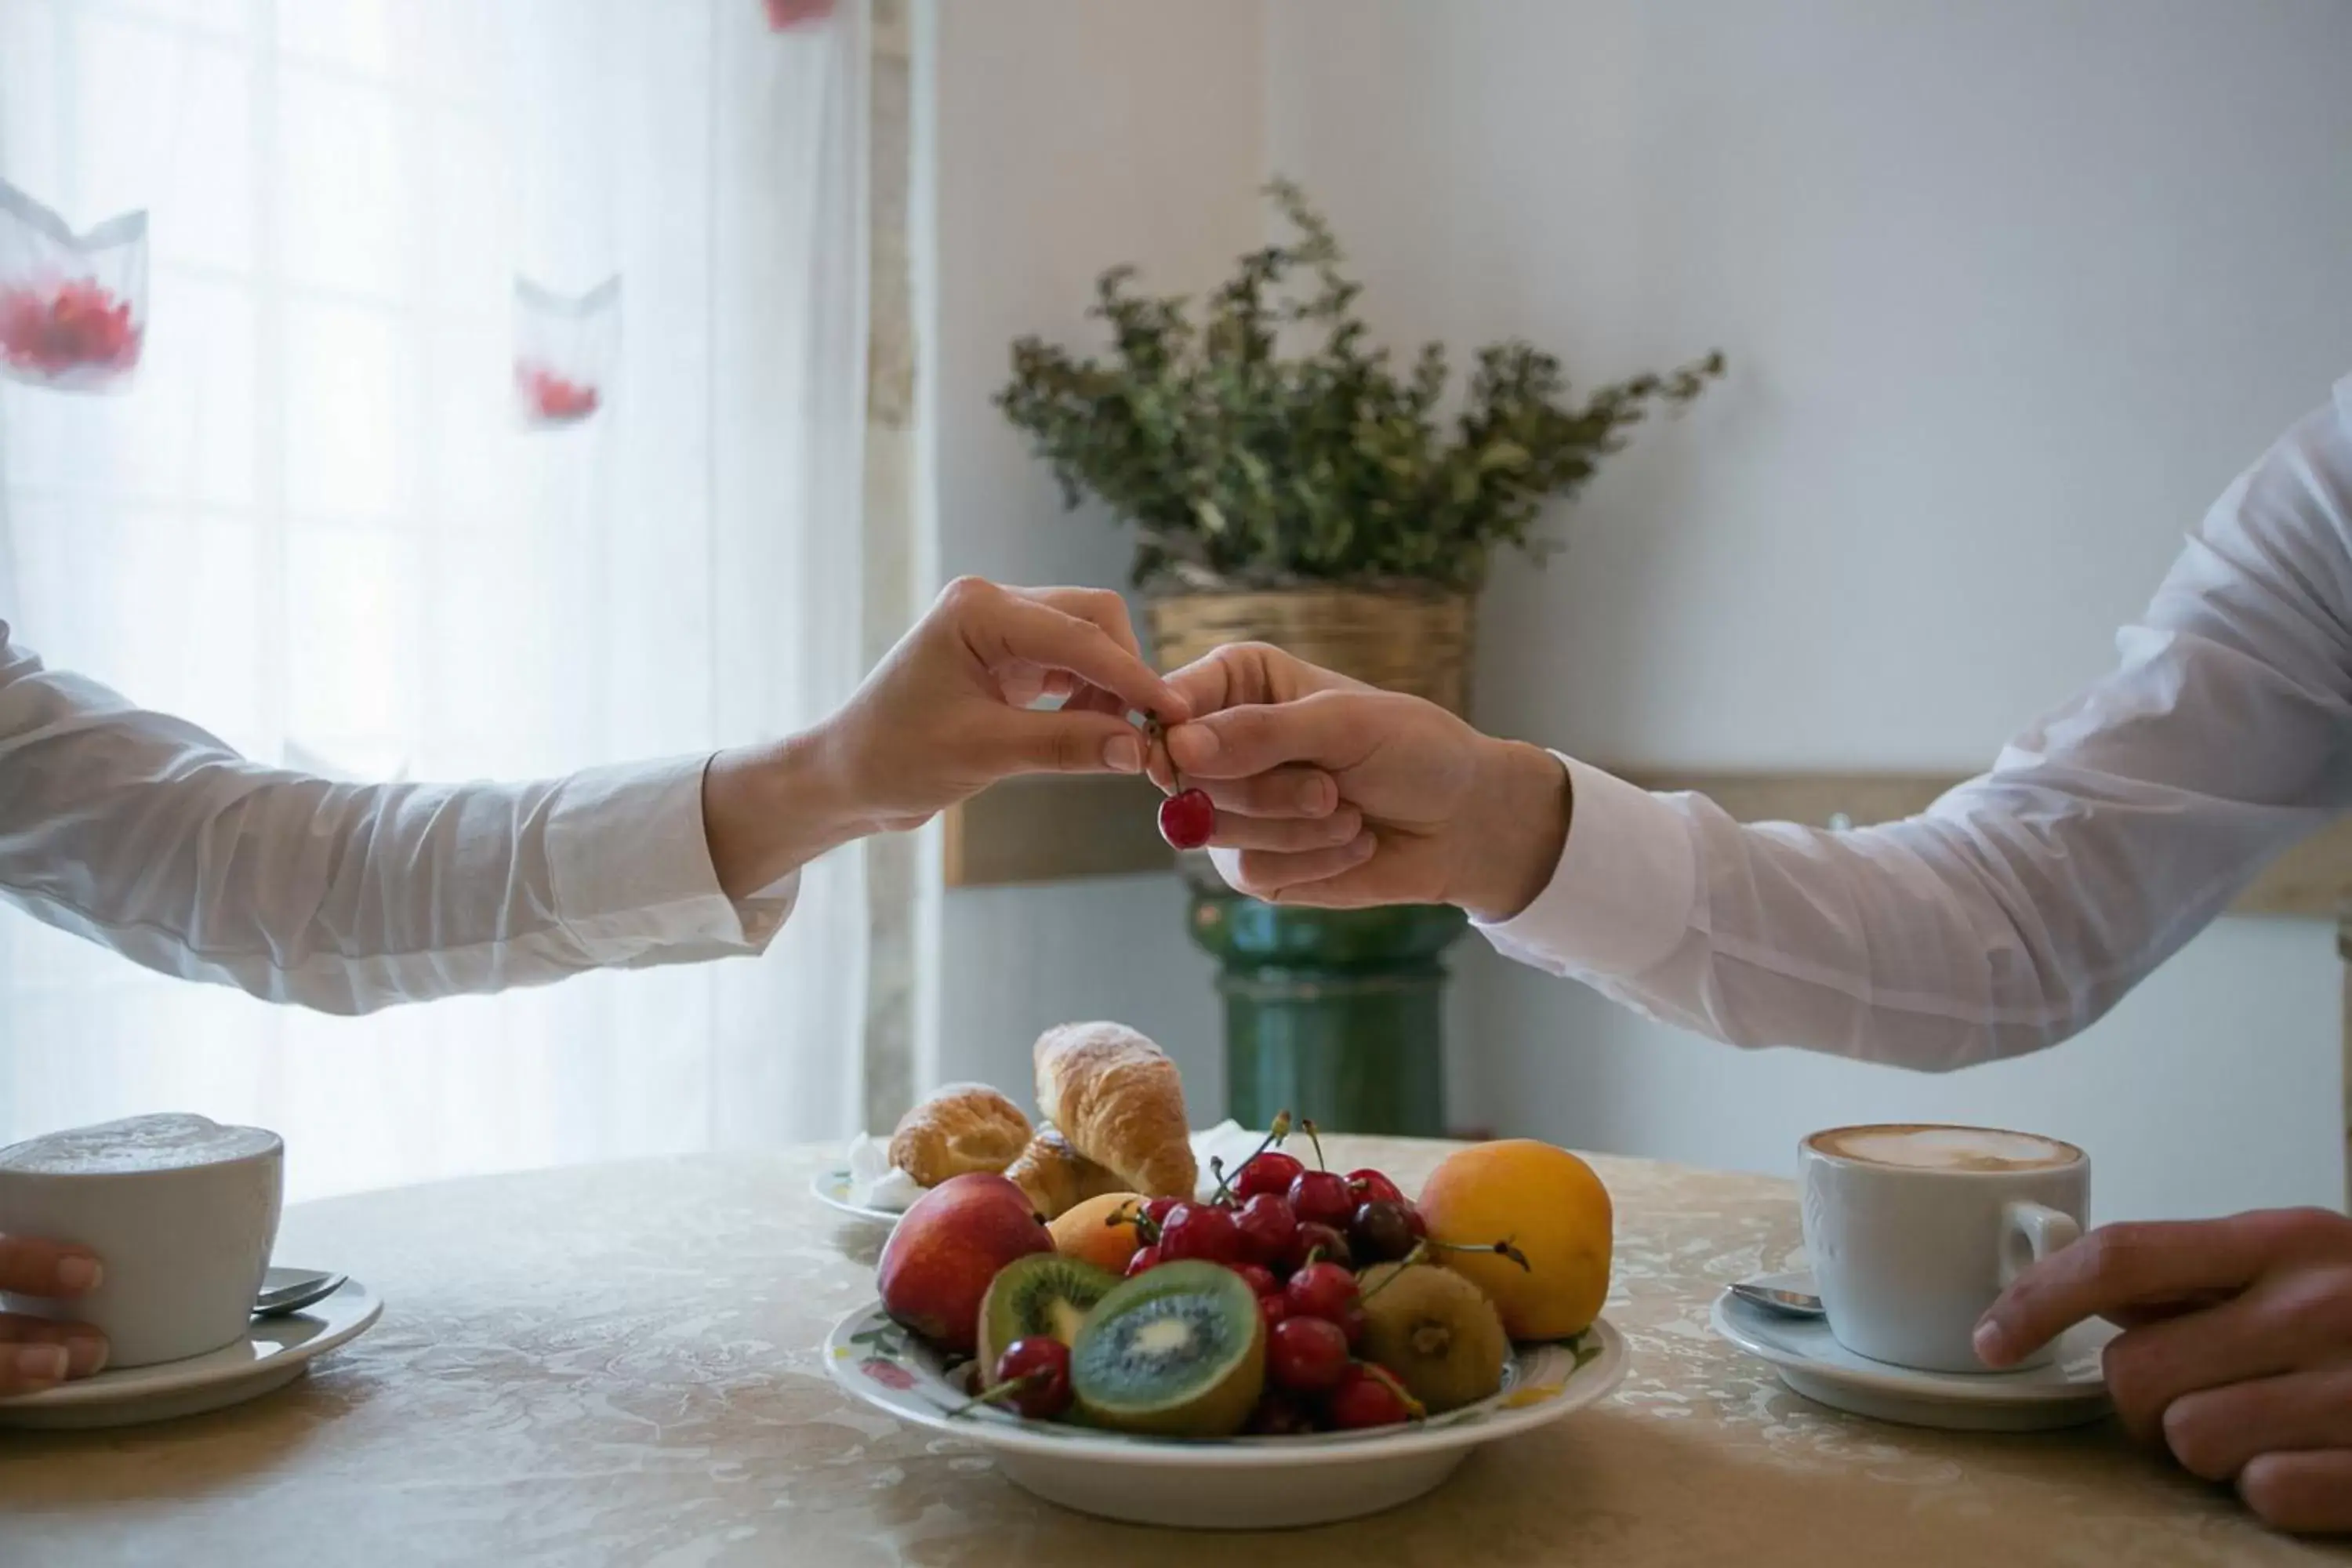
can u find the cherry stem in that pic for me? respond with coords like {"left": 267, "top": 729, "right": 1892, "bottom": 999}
{"left": 1348, "top": 1360, "right": 1428, "bottom": 1421}
{"left": 1142, "top": 712, "right": 1181, "bottom": 798}
{"left": 1300, "top": 1118, "right": 1328, "bottom": 1171}
{"left": 1109, "top": 1205, "right": 1160, "bottom": 1244}
{"left": 1211, "top": 1111, "right": 1294, "bottom": 1205}
{"left": 1356, "top": 1257, "right": 1417, "bottom": 1305}
{"left": 1421, "top": 1235, "right": 1534, "bottom": 1273}
{"left": 945, "top": 1370, "right": 1049, "bottom": 1419}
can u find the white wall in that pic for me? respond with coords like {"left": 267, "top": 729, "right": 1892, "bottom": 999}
{"left": 922, "top": 0, "right": 1266, "bottom": 1107}
{"left": 1266, "top": 0, "right": 2352, "bottom": 1218}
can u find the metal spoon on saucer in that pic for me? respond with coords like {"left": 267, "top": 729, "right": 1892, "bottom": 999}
{"left": 253, "top": 1270, "right": 347, "bottom": 1319}
{"left": 1728, "top": 1280, "right": 1826, "bottom": 1319}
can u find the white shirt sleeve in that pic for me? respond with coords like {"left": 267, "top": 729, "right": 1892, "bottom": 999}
{"left": 1478, "top": 379, "right": 2352, "bottom": 1072}
{"left": 0, "top": 630, "right": 796, "bottom": 1014}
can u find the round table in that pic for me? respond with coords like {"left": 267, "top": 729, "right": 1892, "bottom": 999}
{"left": 0, "top": 1141, "right": 2334, "bottom": 1566}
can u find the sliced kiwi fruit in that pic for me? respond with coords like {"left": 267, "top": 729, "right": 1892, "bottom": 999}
{"left": 1069, "top": 1261, "right": 1265, "bottom": 1437}
{"left": 1356, "top": 1261, "right": 1508, "bottom": 1414}
{"left": 978, "top": 1254, "right": 1121, "bottom": 1377}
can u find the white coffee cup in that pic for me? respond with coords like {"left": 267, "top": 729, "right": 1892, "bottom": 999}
{"left": 0, "top": 1113, "right": 284, "bottom": 1370}
{"left": 1799, "top": 1122, "right": 2088, "bottom": 1374}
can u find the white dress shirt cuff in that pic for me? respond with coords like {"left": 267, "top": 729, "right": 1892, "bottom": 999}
{"left": 544, "top": 755, "right": 797, "bottom": 958}
{"left": 1473, "top": 754, "right": 1696, "bottom": 979}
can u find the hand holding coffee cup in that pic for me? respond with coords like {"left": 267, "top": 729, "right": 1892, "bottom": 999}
{"left": 1800, "top": 1123, "right": 2089, "bottom": 1374}
{"left": 0, "top": 1233, "right": 107, "bottom": 1393}
{"left": 0, "top": 1113, "right": 284, "bottom": 1378}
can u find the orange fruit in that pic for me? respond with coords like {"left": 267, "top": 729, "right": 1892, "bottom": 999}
{"left": 1417, "top": 1140, "right": 1612, "bottom": 1340}
{"left": 1047, "top": 1192, "right": 1146, "bottom": 1271}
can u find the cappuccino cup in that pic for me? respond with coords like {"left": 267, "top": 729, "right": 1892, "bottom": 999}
{"left": 0, "top": 1113, "right": 284, "bottom": 1370}
{"left": 1800, "top": 1122, "right": 2087, "bottom": 1374}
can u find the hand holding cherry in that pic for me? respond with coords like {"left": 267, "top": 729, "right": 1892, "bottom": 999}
{"left": 700, "top": 578, "right": 1189, "bottom": 899}
{"left": 1150, "top": 641, "right": 1571, "bottom": 920}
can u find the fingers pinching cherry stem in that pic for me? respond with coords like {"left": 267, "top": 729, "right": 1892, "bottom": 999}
{"left": 1143, "top": 713, "right": 1217, "bottom": 850}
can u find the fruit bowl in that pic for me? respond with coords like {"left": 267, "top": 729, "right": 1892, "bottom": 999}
{"left": 824, "top": 1298, "right": 1629, "bottom": 1530}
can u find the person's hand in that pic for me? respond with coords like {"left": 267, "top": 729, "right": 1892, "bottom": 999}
{"left": 0, "top": 1235, "right": 107, "bottom": 1393}
{"left": 1976, "top": 1207, "right": 2352, "bottom": 1534}
{"left": 703, "top": 579, "right": 1186, "bottom": 897}
{"left": 1152, "top": 642, "right": 1570, "bottom": 920}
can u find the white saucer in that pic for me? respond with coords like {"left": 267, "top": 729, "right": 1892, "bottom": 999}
{"left": 1711, "top": 1270, "right": 2114, "bottom": 1432}
{"left": 0, "top": 1274, "right": 382, "bottom": 1430}
{"left": 810, "top": 1167, "right": 903, "bottom": 1229}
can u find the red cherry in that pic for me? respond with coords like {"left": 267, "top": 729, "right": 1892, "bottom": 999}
{"left": 1235, "top": 1151, "right": 1306, "bottom": 1202}
{"left": 1258, "top": 1292, "right": 1289, "bottom": 1332}
{"left": 991, "top": 1337, "right": 1073, "bottom": 1420}
{"left": 1346, "top": 1169, "right": 1406, "bottom": 1207}
{"left": 1234, "top": 1193, "right": 1298, "bottom": 1268}
{"left": 1348, "top": 1199, "right": 1418, "bottom": 1264}
{"left": 1157, "top": 787, "right": 1215, "bottom": 850}
{"left": 1157, "top": 1202, "right": 1243, "bottom": 1265}
{"left": 1327, "top": 1363, "right": 1414, "bottom": 1429}
{"left": 1283, "top": 1221, "right": 1352, "bottom": 1275}
{"left": 1265, "top": 1316, "right": 1350, "bottom": 1395}
{"left": 1245, "top": 1391, "right": 1317, "bottom": 1436}
{"left": 1124, "top": 1244, "right": 1161, "bottom": 1278}
{"left": 1337, "top": 1304, "right": 1366, "bottom": 1350}
{"left": 1283, "top": 1261, "right": 1359, "bottom": 1325}
{"left": 1288, "top": 1171, "right": 1354, "bottom": 1229}
{"left": 1231, "top": 1262, "right": 1279, "bottom": 1298}
{"left": 1142, "top": 1196, "right": 1181, "bottom": 1229}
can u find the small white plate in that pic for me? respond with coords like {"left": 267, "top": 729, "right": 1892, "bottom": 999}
{"left": 810, "top": 1167, "right": 904, "bottom": 1229}
{"left": 0, "top": 1274, "right": 383, "bottom": 1430}
{"left": 1711, "top": 1270, "right": 2113, "bottom": 1432}
{"left": 827, "top": 1298, "right": 1631, "bottom": 1530}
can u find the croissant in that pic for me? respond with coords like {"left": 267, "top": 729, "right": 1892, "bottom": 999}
{"left": 1033, "top": 1022, "right": 1196, "bottom": 1200}
{"left": 887, "top": 1083, "right": 1032, "bottom": 1189}
{"left": 1003, "top": 1126, "right": 1127, "bottom": 1219}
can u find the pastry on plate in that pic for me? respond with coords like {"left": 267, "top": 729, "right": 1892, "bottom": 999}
{"left": 1034, "top": 1022, "right": 1196, "bottom": 1200}
{"left": 887, "top": 1083, "right": 1032, "bottom": 1189}
{"left": 1004, "top": 1126, "right": 1127, "bottom": 1220}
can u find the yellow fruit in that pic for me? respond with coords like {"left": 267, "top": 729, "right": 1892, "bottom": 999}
{"left": 1417, "top": 1140, "right": 1612, "bottom": 1340}
{"left": 1047, "top": 1192, "right": 1146, "bottom": 1272}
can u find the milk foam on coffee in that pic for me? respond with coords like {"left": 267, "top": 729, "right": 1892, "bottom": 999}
{"left": 1812, "top": 1123, "right": 2076, "bottom": 1172}
{"left": 0, "top": 1113, "right": 280, "bottom": 1176}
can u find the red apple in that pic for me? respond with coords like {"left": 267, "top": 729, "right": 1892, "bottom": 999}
{"left": 876, "top": 1172, "right": 1052, "bottom": 1355}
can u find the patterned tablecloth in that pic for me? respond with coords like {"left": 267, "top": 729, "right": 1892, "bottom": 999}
{"left": 1, "top": 1140, "right": 2340, "bottom": 1566}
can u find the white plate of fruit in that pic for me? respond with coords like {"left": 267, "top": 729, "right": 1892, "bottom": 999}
{"left": 825, "top": 1040, "right": 1628, "bottom": 1530}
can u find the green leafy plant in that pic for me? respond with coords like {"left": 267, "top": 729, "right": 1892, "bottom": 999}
{"left": 996, "top": 180, "right": 1724, "bottom": 593}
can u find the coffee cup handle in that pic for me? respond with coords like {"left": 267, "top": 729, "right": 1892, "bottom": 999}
{"left": 2000, "top": 1201, "right": 2082, "bottom": 1284}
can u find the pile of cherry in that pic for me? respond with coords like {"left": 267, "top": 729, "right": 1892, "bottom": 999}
{"left": 1145, "top": 1144, "right": 1425, "bottom": 1432}
{"left": 1000, "top": 1128, "right": 1438, "bottom": 1436}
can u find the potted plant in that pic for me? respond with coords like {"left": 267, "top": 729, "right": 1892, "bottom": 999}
{"left": 996, "top": 180, "right": 1723, "bottom": 1136}
{"left": 996, "top": 178, "right": 1722, "bottom": 718}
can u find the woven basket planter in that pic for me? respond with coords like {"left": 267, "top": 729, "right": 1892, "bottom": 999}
{"left": 1145, "top": 584, "right": 1475, "bottom": 718}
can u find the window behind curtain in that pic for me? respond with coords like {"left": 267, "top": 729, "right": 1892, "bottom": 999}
{"left": 0, "top": 0, "right": 877, "bottom": 1200}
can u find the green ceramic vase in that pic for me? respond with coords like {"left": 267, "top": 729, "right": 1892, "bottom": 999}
{"left": 1183, "top": 860, "right": 1467, "bottom": 1137}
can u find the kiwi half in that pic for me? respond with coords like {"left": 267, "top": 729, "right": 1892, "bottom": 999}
{"left": 978, "top": 1254, "right": 1121, "bottom": 1377}
{"left": 1069, "top": 1261, "right": 1265, "bottom": 1438}
{"left": 1356, "top": 1262, "right": 1508, "bottom": 1414}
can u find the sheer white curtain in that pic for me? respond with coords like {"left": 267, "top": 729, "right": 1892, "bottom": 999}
{"left": 0, "top": 0, "right": 872, "bottom": 1200}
